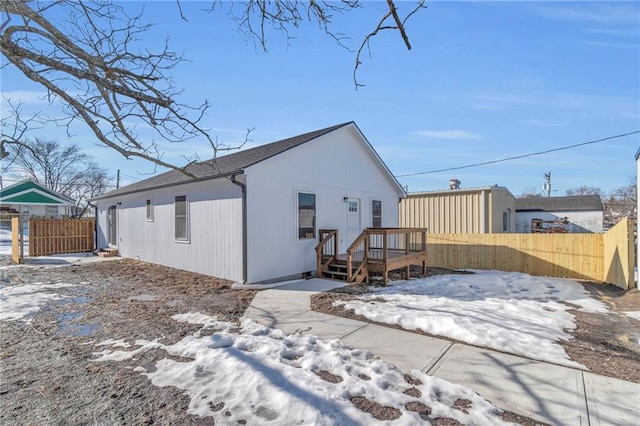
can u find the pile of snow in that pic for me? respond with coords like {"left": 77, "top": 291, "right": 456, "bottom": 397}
{"left": 0, "top": 229, "right": 11, "bottom": 243}
{"left": 93, "top": 313, "right": 508, "bottom": 425}
{"left": 0, "top": 282, "right": 74, "bottom": 321}
{"left": 336, "top": 270, "right": 609, "bottom": 368}
{"left": 0, "top": 228, "right": 29, "bottom": 256}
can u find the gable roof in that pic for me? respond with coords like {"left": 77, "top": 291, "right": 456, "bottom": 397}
{"left": 0, "top": 180, "right": 74, "bottom": 206}
{"left": 515, "top": 195, "right": 603, "bottom": 212}
{"left": 93, "top": 122, "right": 404, "bottom": 200}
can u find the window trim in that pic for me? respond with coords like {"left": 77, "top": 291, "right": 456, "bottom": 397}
{"left": 45, "top": 205, "right": 59, "bottom": 217}
{"left": 296, "top": 191, "right": 316, "bottom": 241}
{"left": 146, "top": 199, "right": 154, "bottom": 222}
{"left": 174, "top": 194, "right": 190, "bottom": 243}
{"left": 372, "top": 199, "right": 382, "bottom": 228}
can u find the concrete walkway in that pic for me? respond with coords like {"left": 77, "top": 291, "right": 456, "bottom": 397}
{"left": 243, "top": 278, "right": 640, "bottom": 426}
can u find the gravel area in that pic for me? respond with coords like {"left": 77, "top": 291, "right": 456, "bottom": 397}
{"left": 0, "top": 257, "right": 255, "bottom": 425}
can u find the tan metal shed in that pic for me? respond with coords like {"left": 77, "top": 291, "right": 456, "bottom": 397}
{"left": 400, "top": 186, "right": 516, "bottom": 233}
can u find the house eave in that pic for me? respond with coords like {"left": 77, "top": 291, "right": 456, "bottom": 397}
{"left": 90, "top": 169, "right": 244, "bottom": 202}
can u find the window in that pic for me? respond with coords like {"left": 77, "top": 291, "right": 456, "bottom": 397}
{"left": 348, "top": 201, "right": 358, "bottom": 212}
{"left": 45, "top": 206, "right": 58, "bottom": 217}
{"left": 298, "top": 192, "right": 316, "bottom": 239}
{"left": 372, "top": 200, "right": 382, "bottom": 228}
{"left": 146, "top": 199, "right": 154, "bottom": 221}
{"left": 175, "top": 195, "right": 188, "bottom": 241}
{"left": 503, "top": 212, "right": 508, "bottom": 232}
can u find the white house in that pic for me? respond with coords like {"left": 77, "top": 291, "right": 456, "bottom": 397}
{"left": 92, "top": 122, "right": 406, "bottom": 284}
{"left": 515, "top": 195, "right": 604, "bottom": 233}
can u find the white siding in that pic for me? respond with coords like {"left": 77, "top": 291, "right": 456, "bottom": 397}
{"left": 516, "top": 210, "right": 603, "bottom": 233}
{"left": 244, "top": 126, "right": 402, "bottom": 283}
{"left": 96, "top": 178, "right": 243, "bottom": 281}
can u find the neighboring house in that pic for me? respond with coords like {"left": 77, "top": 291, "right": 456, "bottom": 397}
{"left": 604, "top": 199, "right": 635, "bottom": 230}
{"left": 515, "top": 195, "right": 604, "bottom": 233}
{"left": 636, "top": 147, "right": 639, "bottom": 275}
{"left": 0, "top": 180, "right": 74, "bottom": 230}
{"left": 91, "top": 122, "right": 406, "bottom": 284}
{"left": 400, "top": 186, "right": 516, "bottom": 233}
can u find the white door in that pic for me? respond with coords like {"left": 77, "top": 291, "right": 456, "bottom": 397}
{"left": 346, "top": 198, "right": 362, "bottom": 247}
{"left": 108, "top": 205, "right": 118, "bottom": 246}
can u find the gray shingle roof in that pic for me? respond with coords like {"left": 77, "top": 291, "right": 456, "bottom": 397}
{"left": 93, "top": 122, "right": 352, "bottom": 200}
{"left": 516, "top": 195, "right": 603, "bottom": 212}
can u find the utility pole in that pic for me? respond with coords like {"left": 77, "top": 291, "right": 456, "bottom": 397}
{"left": 543, "top": 172, "right": 551, "bottom": 197}
{"left": 116, "top": 169, "right": 120, "bottom": 189}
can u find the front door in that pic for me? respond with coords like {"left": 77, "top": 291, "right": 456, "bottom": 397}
{"left": 108, "top": 205, "right": 118, "bottom": 246}
{"left": 347, "top": 198, "right": 361, "bottom": 247}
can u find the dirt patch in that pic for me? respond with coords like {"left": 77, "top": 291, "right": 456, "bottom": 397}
{"left": 0, "top": 257, "right": 255, "bottom": 425}
{"left": 311, "top": 269, "right": 640, "bottom": 383}
{"left": 561, "top": 283, "right": 640, "bottom": 383}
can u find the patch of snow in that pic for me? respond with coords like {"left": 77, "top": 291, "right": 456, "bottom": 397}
{"left": 96, "top": 339, "right": 132, "bottom": 348}
{"left": 129, "top": 294, "right": 158, "bottom": 302}
{"left": 623, "top": 311, "right": 640, "bottom": 320}
{"left": 0, "top": 282, "right": 75, "bottom": 321}
{"left": 94, "top": 314, "right": 509, "bottom": 425}
{"left": 335, "top": 270, "right": 609, "bottom": 368}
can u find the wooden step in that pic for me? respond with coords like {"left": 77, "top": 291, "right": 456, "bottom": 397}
{"left": 97, "top": 248, "right": 119, "bottom": 258}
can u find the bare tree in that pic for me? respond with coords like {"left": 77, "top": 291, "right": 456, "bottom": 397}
{"left": 608, "top": 176, "right": 637, "bottom": 219}
{"left": 1, "top": 1, "right": 426, "bottom": 174}
{"left": 1, "top": 0, "right": 216, "bottom": 177}
{"left": 519, "top": 188, "right": 543, "bottom": 198}
{"left": 7, "top": 138, "right": 111, "bottom": 218}
{"left": 565, "top": 186, "right": 603, "bottom": 197}
{"left": 213, "top": 0, "right": 427, "bottom": 88}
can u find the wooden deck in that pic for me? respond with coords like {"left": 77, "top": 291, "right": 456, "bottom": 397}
{"left": 316, "top": 228, "right": 428, "bottom": 285}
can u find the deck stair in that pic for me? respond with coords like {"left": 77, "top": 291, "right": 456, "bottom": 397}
{"left": 321, "top": 258, "right": 368, "bottom": 284}
{"left": 97, "top": 247, "right": 119, "bottom": 258}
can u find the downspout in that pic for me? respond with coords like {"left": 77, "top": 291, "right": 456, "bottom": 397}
{"left": 88, "top": 201, "right": 98, "bottom": 252}
{"left": 230, "top": 174, "right": 247, "bottom": 285}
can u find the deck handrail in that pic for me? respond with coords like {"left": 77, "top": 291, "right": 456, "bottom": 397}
{"left": 346, "top": 227, "right": 427, "bottom": 284}
{"left": 315, "top": 229, "right": 338, "bottom": 278}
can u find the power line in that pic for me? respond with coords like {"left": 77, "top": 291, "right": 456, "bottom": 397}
{"left": 396, "top": 130, "right": 640, "bottom": 178}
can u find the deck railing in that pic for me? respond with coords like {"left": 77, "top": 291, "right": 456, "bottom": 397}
{"left": 347, "top": 228, "right": 428, "bottom": 284}
{"left": 316, "top": 227, "right": 428, "bottom": 285}
{"left": 315, "top": 229, "right": 338, "bottom": 278}
{"left": 346, "top": 232, "right": 367, "bottom": 282}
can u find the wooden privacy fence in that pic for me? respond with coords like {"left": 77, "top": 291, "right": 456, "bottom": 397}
{"left": 28, "top": 218, "right": 95, "bottom": 257}
{"left": 426, "top": 219, "right": 635, "bottom": 290}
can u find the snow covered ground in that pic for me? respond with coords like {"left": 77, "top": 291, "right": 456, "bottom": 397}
{"left": 336, "top": 270, "right": 610, "bottom": 368}
{"left": 0, "top": 228, "right": 27, "bottom": 256}
{"left": 93, "top": 313, "right": 508, "bottom": 425}
{"left": 1, "top": 281, "right": 512, "bottom": 425}
{"left": 0, "top": 282, "right": 75, "bottom": 321}
{"left": 0, "top": 267, "right": 620, "bottom": 424}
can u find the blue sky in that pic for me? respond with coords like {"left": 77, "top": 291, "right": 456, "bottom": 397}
{"left": 1, "top": 1, "right": 639, "bottom": 196}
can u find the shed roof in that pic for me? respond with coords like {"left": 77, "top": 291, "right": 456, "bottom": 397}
{"left": 0, "top": 180, "right": 74, "bottom": 206}
{"left": 515, "top": 195, "right": 603, "bottom": 212}
{"left": 93, "top": 122, "right": 404, "bottom": 200}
